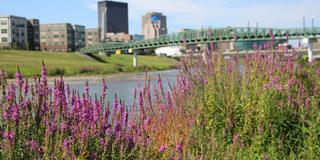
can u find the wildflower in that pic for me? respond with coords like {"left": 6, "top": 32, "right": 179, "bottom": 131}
{"left": 278, "top": 84, "right": 284, "bottom": 92}
{"left": 175, "top": 143, "right": 182, "bottom": 152}
{"left": 159, "top": 145, "right": 166, "bottom": 153}
{"left": 63, "top": 138, "right": 73, "bottom": 157}
{"left": 24, "top": 78, "right": 29, "bottom": 96}
{"left": 41, "top": 60, "right": 47, "bottom": 85}
{"left": 26, "top": 140, "right": 40, "bottom": 152}
{"left": 15, "top": 67, "right": 24, "bottom": 89}
{"left": 99, "top": 138, "right": 107, "bottom": 146}
{"left": 317, "top": 68, "right": 320, "bottom": 76}
{"left": 61, "top": 122, "right": 68, "bottom": 131}
{"left": 6, "top": 84, "right": 16, "bottom": 102}
{"left": 12, "top": 105, "right": 20, "bottom": 124}
{"left": 4, "top": 131, "right": 15, "bottom": 144}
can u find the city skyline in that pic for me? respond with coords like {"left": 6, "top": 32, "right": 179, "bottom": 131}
{"left": 0, "top": 0, "right": 319, "bottom": 34}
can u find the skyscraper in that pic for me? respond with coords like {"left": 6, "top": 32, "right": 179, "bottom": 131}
{"left": 98, "top": 0, "right": 129, "bottom": 41}
{"left": 142, "top": 12, "right": 167, "bottom": 39}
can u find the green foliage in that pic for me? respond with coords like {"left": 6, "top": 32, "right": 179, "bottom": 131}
{"left": 185, "top": 52, "right": 320, "bottom": 159}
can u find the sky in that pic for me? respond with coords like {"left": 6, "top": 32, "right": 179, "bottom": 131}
{"left": 0, "top": 0, "right": 319, "bottom": 34}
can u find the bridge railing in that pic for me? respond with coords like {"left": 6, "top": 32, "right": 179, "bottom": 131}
{"left": 80, "top": 27, "right": 320, "bottom": 54}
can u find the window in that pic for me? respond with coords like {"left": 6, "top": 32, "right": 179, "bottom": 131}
{"left": 1, "top": 37, "right": 8, "bottom": 42}
{"left": 53, "top": 35, "right": 59, "bottom": 38}
{"left": 0, "top": 20, "right": 7, "bottom": 25}
{"left": 1, "top": 29, "right": 7, "bottom": 34}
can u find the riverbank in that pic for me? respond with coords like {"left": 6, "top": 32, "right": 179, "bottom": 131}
{"left": 0, "top": 50, "right": 177, "bottom": 78}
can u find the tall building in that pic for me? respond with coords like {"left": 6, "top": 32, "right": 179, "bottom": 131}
{"left": 98, "top": 0, "right": 129, "bottom": 41}
{"left": 40, "top": 23, "right": 75, "bottom": 52}
{"left": 27, "top": 19, "right": 40, "bottom": 50}
{"left": 85, "top": 28, "right": 101, "bottom": 47}
{"left": 142, "top": 12, "right": 167, "bottom": 39}
{"left": 0, "top": 15, "right": 28, "bottom": 49}
{"left": 73, "top": 25, "right": 86, "bottom": 51}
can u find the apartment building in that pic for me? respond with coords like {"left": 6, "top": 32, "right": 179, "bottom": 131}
{"left": 0, "top": 15, "right": 28, "bottom": 49}
{"left": 27, "top": 19, "right": 40, "bottom": 50}
{"left": 73, "top": 25, "right": 85, "bottom": 51}
{"left": 40, "top": 23, "right": 75, "bottom": 52}
{"left": 85, "top": 28, "right": 100, "bottom": 47}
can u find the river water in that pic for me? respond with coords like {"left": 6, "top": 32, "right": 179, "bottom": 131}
{"left": 58, "top": 69, "right": 179, "bottom": 106}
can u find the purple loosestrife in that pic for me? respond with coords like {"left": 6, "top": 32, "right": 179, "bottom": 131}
{"left": 26, "top": 140, "right": 41, "bottom": 153}
{"left": 6, "top": 84, "right": 16, "bottom": 102}
{"left": 12, "top": 104, "right": 20, "bottom": 124}
{"left": 24, "top": 78, "right": 29, "bottom": 96}
{"left": 41, "top": 60, "right": 47, "bottom": 86}
{"left": 159, "top": 145, "right": 166, "bottom": 153}
{"left": 175, "top": 143, "right": 182, "bottom": 153}
{"left": 16, "top": 67, "right": 24, "bottom": 89}
{"left": 4, "top": 131, "right": 15, "bottom": 144}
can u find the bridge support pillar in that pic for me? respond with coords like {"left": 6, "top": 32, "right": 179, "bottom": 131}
{"left": 133, "top": 50, "right": 138, "bottom": 67}
{"left": 307, "top": 42, "right": 313, "bottom": 62}
{"left": 303, "top": 38, "right": 318, "bottom": 62}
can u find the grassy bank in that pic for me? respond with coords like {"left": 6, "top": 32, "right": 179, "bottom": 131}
{"left": 0, "top": 50, "right": 177, "bottom": 78}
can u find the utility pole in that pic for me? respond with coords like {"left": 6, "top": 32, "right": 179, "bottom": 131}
{"left": 311, "top": 16, "right": 314, "bottom": 30}
{"left": 303, "top": 16, "right": 306, "bottom": 32}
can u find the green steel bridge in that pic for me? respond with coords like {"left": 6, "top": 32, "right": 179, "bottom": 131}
{"left": 80, "top": 27, "right": 320, "bottom": 54}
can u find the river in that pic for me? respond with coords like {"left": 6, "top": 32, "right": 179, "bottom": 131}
{"left": 57, "top": 69, "right": 179, "bottom": 106}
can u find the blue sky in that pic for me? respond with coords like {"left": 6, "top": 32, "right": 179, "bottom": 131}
{"left": 0, "top": 0, "right": 319, "bottom": 34}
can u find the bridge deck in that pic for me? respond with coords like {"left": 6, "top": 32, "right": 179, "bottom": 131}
{"left": 80, "top": 27, "right": 320, "bottom": 54}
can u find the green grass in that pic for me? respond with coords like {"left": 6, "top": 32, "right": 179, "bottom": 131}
{"left": 0, "top": 50, "right": 177, "bottom": 78}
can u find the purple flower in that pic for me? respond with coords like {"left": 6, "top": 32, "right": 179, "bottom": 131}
{"left": 15, "top": 67, "right": 24, "bottom": 89}
{"left": 317, "top": 68, "right": 320, "bottom": 76}
{"left": 278, "top": 84, "right": 284, "bottom": 92}
{"left": 175, "top": 143, "right": 182, "bottom": 152}
{"left": 12, "top": 105, "right": 20, "bottom": 123}
{"left": 63, "top": 138, "right": 72, "bottom": 151}
{"left": 26, "top": 140, "right": 40, "bottom": 152}
{"left": 24, "top": 78, "right": 29, "bottom": 96}
{"left": 159, "top": 145, "right": 166, "bottom": 153}
{"left": 6, "top": 84, "right": 16, "bottom": 102}
{"left": 100, "top": 138, "right": 107, "bottom": 146}
{"left": 61, "top": 122, "right": 68, "bottom": 131}
{"left": 41, "top": 61, "right": 47, "bottom": 85}
{"left": 4, "top": 131, "right": 15, "bottom": 144}
{"left": 3, "top": 109, "right": 9, "bottom": 122}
